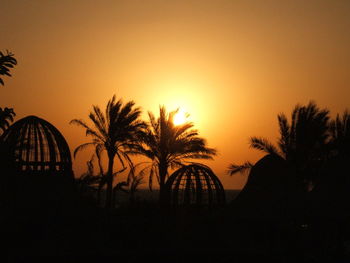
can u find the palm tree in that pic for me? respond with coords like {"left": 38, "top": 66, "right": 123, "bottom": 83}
{"left": 113, "top": 165, "right": 145, "bottom": 205}
{"left": 75, "top": 160, "right": 102, "bottom": 199}
{"left": 229, "top": 101, "right": 330, "bottom": 186}
{"left": 329, "top": 110, "right": 350, "bottom": 158}
{"left": 0, "top": 107, "right": 15, "bottom": 136}
{"left": 70, "top": 95, "right": 145, "bottom": 208}
{"left": 0, "top": 50, "right": 17, "bottom": 86}
{"left": 0, "top": 107, "right": 16, "bottom": 201}
{"left": 133, "top": 106, "right": 217, "bottom": 203}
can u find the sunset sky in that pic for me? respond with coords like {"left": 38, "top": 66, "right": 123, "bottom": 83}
{"left": 1, "top": 0, "right": 350, "bottom": 189}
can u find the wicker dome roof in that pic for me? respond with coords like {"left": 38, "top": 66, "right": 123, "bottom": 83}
{"left": 165, "top": 164, "right": 226, "bottom": 207}
{"left": 1, "top": 115, "right": 73, "bottom": 176}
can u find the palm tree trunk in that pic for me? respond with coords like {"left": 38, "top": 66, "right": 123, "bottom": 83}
{"left": 158, "top": 162, "right": 167, "bottom": 205}
{"left": 105, "top": 155, "right": 115, "bottom": 208}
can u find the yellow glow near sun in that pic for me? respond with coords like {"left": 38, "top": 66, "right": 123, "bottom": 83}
{"left": 149, "top": 79, "right": 205, "bottom": 129}
{"left": 173, "top": 109, "right": 188, "bottom": 125}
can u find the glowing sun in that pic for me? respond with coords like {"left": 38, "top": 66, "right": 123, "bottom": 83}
{"left": 173, "top": 109, "right": 189, "bottom": 125}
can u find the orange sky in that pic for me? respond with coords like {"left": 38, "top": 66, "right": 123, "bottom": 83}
{"left": 1, "top": 0, "right": 350, "bottom": 189}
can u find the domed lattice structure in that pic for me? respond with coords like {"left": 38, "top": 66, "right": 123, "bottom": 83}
{"left": 165, "top": 164, "right": 226, "bottom": 207}
{"left": 1, "top": 115, "right": 73, "bottom": 177}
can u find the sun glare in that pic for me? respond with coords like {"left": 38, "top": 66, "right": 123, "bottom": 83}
{"left": 173, "top": 109, "right": 188, "bottom": 125}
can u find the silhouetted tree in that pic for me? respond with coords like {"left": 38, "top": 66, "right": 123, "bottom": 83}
{"left": 229, "top": 101, "right": 330, "bottom": 188}
{"left": 126, "top": 164, "right": 145, "bottom": 204}
{"left": 0, "top": 107, "right": 16, "bottom": 182}
{"left": 132, "top": 106, "right": 216, "bottom": 203}
{"left": 0, "top": 107, "right": 15, "bottom": 136}
{"left": 0, "top": 51, "right": 17, "bottom": 212}
{"left": 70, "top": 95, "right": 145, "bottom": 208}
{"left": 321, "top": 110, "right": 350, "bottom": 221}
{"left": 0, "top": 50, "right": 17, "bottom": 86}
{"left": 329, "top": 110, "right": 350, "bottom": 159}
{"left": 75, "top": 160, "right": 102, "bottom": 203}
{"left": 111, "top": 164, "right": 145, "bottom": 205}
{"left": 0, "top": 50, "right": 17, "bottom": 138}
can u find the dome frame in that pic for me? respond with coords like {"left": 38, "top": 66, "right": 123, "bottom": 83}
{"left": 165, "top": 163, "right": 226, "bottom": 207}
{"left": 1, "top": 115, "right": 73, "bottom": 177}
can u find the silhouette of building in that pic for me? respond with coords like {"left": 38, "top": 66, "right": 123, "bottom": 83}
{"left": 0, "top": 115, "right": 74, "bottom": 207}
{"left": 231, "top": 154, "right": 302, "bottom": 220}
{"left": 1, "top": 115, "right": 73, "bottom": 177}
{"left": 165, "top": 164, "right": 225, "bottom": 207}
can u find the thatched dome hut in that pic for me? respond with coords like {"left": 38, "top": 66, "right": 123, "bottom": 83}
{"left": 1, "top": 115, "right": 73, "bottom": 178}
{"left": 165, "top": 164, "right": 225, "bottom": 207}
{"left": 0, "top": 116, "right": 74, "bottom": 207}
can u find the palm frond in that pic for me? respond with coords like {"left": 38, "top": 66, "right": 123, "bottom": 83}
{"left": 250, "top": 136, "right": 280, "bottom": 156}
{"left": 90, "top": 106, "right": 108, "bottom": 138}
{"left": 73, "top": 142, "right": 96, "bottom": 158}
{"left": 69, "top": 119, "right": 90, "bottom": 129}
{"left": 278, "top": 113, "right": 290, "bottom": 158}
{"left": 0, "top": 50, "right": 17, "bottom": 86}
{"left": 0, "top": 107, "right": 16, "bottom": 134}
{"left": 112, "top": 166, "right": 127, "bottom": 177}
{"left": 148, "top": 166, "right": 154, "bottom": 191}
{"left": 227, "top": 162, "right": 254, "bottom": 176}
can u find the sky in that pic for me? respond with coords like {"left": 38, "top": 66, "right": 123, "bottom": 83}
{"left": 1, "top": 0, "right": 350, "bottom": 189}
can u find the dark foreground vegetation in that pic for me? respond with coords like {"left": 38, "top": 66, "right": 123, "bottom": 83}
{"left": 2, "top": 188, "right": 350, "bottom": 263}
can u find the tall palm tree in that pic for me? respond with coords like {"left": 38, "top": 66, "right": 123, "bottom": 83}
{"left": 0, "top": 107, "right": 15, "bottom": 136}
{"left": 70, "top": 95, "right": 145, "bottom": 208}
{"left": 0, "top": 50, "right": 17, "bottom": 86}
{"left": 229, "top": 101, "right": 330, "bottom": 185}
{"left": 133, "top": 106, "right": 217, "bottom": 203}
